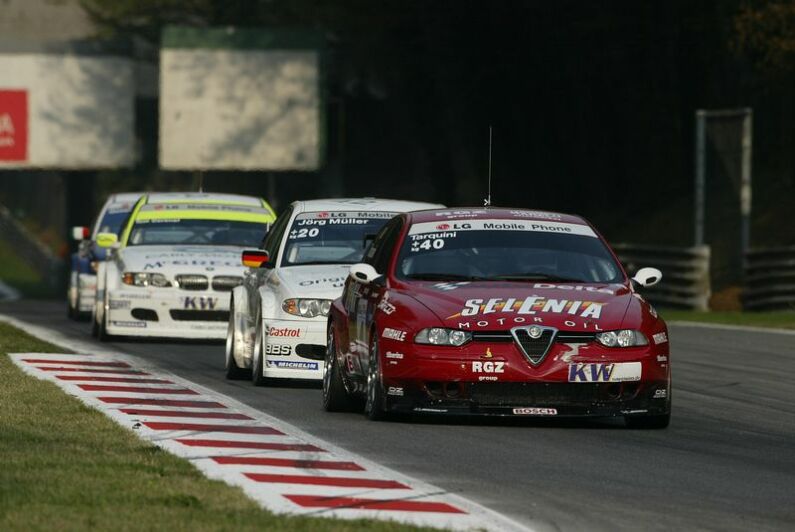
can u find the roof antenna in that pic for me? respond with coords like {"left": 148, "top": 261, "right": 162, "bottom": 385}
{"left": 484, "top": 126, "right": 493, "bottom": 207}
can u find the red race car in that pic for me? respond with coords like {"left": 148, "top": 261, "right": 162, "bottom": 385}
{"left": 325, "top": 208, "right": 671, "bottom": 428}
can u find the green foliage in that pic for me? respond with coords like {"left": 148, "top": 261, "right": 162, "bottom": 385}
{"left": 734, "top": 0, "right": 795, "bottom": 74}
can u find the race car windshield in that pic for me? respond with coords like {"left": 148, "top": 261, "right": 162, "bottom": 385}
{"left": 396, "top": 221, "right": 624, "bottom": 284}
{"left": 128, "top": 219, "right": 268, "bottom": 247}
{"left": 281, "top": 211, "right": 397, "bottom": 266}
{"left": 97, "top": 210, "right": 131, "bottom": 236}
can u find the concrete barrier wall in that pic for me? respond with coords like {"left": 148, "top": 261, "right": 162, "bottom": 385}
{"left": 0, "top": 53, "right": 135, "bottom": 168}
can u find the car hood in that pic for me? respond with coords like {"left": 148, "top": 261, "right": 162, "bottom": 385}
{"left": 401, "top": 280, "right": 633, "bottom": 331}
{"left": 117, "top": 245, "right": 245, "bottom": 276}
{"left": 276, "top": 264, "right": 351, "bottom": 299}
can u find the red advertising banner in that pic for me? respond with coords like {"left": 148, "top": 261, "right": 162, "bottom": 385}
{"left": 0, "top": 90, "right": 28, "bottom": 162}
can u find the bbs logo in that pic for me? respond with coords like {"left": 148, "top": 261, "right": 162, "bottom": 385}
{"left": 265, "top": 344, "right": 292, "bottom": 356}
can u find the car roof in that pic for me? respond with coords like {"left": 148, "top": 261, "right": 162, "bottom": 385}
{"left": 406, "top": 207, "right": 588, "bottom": 225}
{"left": 292, "top": 197, "right": 444, "bottom": 214}
{"left": 105, "top": 192, "right": 144, "bottom": 205}
{"left": 145, "top": 192, "right": 266, "bottom": 207}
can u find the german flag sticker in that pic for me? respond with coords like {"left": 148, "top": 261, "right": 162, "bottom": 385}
{"left": 242, "top": 250, "right": 269, "bottom": 268}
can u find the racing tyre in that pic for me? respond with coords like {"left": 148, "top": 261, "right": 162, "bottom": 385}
{"left": 96, "top": 292, "right": 113, "bottom": 342}
{"left": 322, "top": 326, "right": 357, "bottom": 412}
{"left": 625, "top": 413, "right": 670, "bottom": 430}
{"left": 225, "top": 299, "right": 250, "bottom": 380}
{"left": 251, "top": 317, "right": 268, "bottom": 387}
{"left": 364, "top": 334, "right": 387, "bottom": 421}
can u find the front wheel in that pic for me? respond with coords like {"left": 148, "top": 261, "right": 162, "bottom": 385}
{"left": 96, "top": 291, "right": 113, "bottom": 342}
{"left": 625, "top": 412, "right": 670, "bottom": 429}
{"left": 364, "top": 335, "right": 387, "bottom": 421}
{"left": 322, "top": 326, "right": 357, "bottom": 412}
{"left": 225, "top": 299, "right": 250, "bottom": 380}
{"left": 251, "top": 315, "right": 268, "bottom": 387}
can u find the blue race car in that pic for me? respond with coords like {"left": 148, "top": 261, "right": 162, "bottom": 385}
{"left": 67, "top": 192, "right": 141, "bottom": 319}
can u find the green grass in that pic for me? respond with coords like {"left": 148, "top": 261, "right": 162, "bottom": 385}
{"left": 662, "top": 310, "right": 795, "bottom": 330}
{"left": 0, "top": 322, "right": 428, "bottom": 532}
{"left": 0, "top": 239, "right": 57, "bottom": 298}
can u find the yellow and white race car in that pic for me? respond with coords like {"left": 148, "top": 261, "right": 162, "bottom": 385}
{"left": 92, "top": 192, "right": 276, "bottom": 340}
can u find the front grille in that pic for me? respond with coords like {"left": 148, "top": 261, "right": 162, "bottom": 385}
{"left": 472, "top": 330, "right": 595, "bottom": 343}
{"left": 131, "top": 308, "right": 158, "bottom": 321}
{"left": 169, "top": 310, "right": 229, "bottom": 322}
{"left": 471, "top": 332, "right": 514, "bottom": 343}
{"left": 296, "top": 344, "right": 325, "bottom": 360}
{"left": 212, "top": 276, "right": 243, "bottom": 292}
{"left": 471, "top": 382, "right": 613, "bottom": 407}
{"left": 511, "top": 327, "right": 555, "bottom": 365}
{"left": 175, "top": 274, "right": 209, "bottom": 291}
{"left": 556, "top": 332, "right": 597, "bottom": 342}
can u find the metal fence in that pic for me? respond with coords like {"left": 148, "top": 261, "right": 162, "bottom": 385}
{"left": 612, "top": 244, "right": 711, "bottom": 310}
{"left": 0, "top": 203, "right": 64, "bottom": 292}
{"left": 743, "top": 246, "right": 795, "bottom": 311}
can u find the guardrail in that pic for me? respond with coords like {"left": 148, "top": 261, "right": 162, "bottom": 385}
{"left": 0, "top": 203, "right": 64, "bottom": 292}
{"left": 743, "top": 246, "right": 795, "bottom": 311}
{"left": 612, "top": 244, "right": 711, "bottom": 311}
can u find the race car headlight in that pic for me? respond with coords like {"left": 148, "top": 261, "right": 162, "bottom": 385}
{"left": 415, "top": 328, "right": 472, "bottom": 346}
{"left": 282, "top": 298, "right": 333, "bottom": 318}
{"left": 122, "top": 272, "right": 171, "bottom": 288}
{"left": 595, "top": 330, "right": 648, "bottom": 347}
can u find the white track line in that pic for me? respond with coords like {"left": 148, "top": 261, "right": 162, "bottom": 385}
{"left": 2, "top": 314, "right": 533, "bottom": 532}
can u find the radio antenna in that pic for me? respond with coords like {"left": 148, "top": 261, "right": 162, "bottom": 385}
{"left": 484, "top": 126, "right": 493, "bottom": 206}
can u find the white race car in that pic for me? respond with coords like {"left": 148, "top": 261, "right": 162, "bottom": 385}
{"left": 92, "top": 192, "right": 276, "bottom": 340}
{"left": 68, "top": 192, "right": 141, "bottom": 319}
{"left": 225, "top": 198, "right": 443, "bottom": 385}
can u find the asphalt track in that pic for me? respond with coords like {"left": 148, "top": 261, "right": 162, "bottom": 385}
{"left": 3, "top": 300, "right": 794, "bottom": 531}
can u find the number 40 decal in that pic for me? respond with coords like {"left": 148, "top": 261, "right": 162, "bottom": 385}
{"left": 410, "top": 239, "right": 445, "bottom": 252}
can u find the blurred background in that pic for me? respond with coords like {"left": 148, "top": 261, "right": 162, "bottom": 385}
{"left": 0, "top": 0, "right": 793, "bottom": 310}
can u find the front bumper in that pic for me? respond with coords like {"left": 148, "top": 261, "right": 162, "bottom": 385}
{"left": 261, "top": 318, "right": 326, "bottom": 380}
{"left": 381, "top": 379, "right": 670, "bottom": 417}
{"left": 377, "top": 338, "right": 671, "bottom": 418}
{"left": 105, "top": 289, "right": 230, "bottom": 339}
{"left": 78, "top": 273, "right": 97, "bottom": 312}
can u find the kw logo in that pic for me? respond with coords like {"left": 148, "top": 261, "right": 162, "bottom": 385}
{"left": 568, "top": 363, "right": 614, "bottom": 382}
{"left": 183, "top": 296, "right": 218, "bottom": 310}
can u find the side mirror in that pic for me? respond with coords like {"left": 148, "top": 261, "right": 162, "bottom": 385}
{"left": 349, "top": 263, "right": 380, "bottom": 284}
{"left": 242, "top": 250, "right": 269, "bottom": 268}
{"left": 72, "top": 226, "right": 90, "bottom": 241}
{"left": 632, "top": 267, "right": 662, "bottom": 288}
{"left": 95, "top": 232, "right": 118, "bottom": 249}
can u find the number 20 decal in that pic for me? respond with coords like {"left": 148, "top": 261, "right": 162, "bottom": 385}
{"left": 291, "top": 228, "right": 320, "bottom": 239}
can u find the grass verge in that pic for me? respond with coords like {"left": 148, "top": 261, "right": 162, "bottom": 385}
{"left": 662, "top": 310, "right": 795, "bottom": 330}
{"left": 0, "top": 239, "right": 56, "bottom": 298}
{"left": 0, "top": 322, "right": 426, "bottom": 532}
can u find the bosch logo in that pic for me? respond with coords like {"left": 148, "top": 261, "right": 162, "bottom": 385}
{"left": 318, "top": 212, "right": 329, "bottom": 218}
{"left": 436, "top": 223, "right": 450, "bottom": 230}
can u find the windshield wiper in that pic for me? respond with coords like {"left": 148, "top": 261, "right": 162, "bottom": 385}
{"left": 405, "top": 273, "right": 488, "bottom": 282}
{"left": 488, "top": 272, "right": 586, "bottom": 283}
